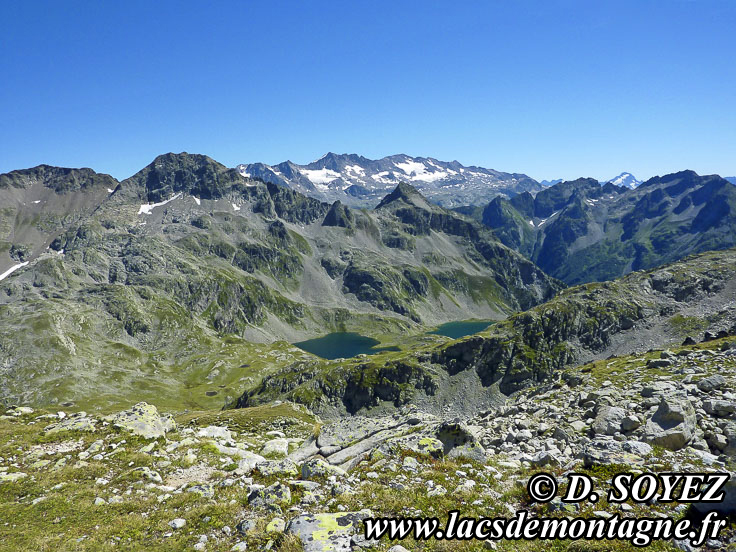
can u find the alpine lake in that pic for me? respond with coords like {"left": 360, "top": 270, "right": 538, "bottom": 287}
{"left": 293, "top": 320, "right": 493, "bottom": 360}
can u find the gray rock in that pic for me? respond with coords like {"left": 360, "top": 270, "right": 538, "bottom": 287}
{"left": 447, "top": 441, "right": 487, "bottom": 463}
{"left": 703, "top": 399, "right": 736, "bottom": 417}
{"left": 643, "top": 396, "right": 696, "bottom": 450}
{"left": 301, "top": 458, "right": 346, "bottom": 480}
{"left": 582, "top": 439, "right": 646, "bottom": 467}
{"left": 187, "top": 483, "right": 215, "bottom": 498}
{"left": 325, "top": 426, "right": 407, "bottom": 466}
{"left": 397, "top": 435, "right": 444, "bottom": 458}
{"left": 622, "top": 440, "right": 653, "bottom": 456}
{"left": 107, "top": 403, "right": 174, "bottom": 439}
{"left": 692, "top": 471, "right": 736, "bottom": 516}
{"left": 698, "top": 375, "right": 727, "bottom": 392}
{"left": 592, "top": 406, "right": 626, "bottom": 435}
{"left": 529, "top": 450, "right": 560, "bottom": 467}
{"left": 236, "top": 519, "right": 257, "bottom": 535}
{"left": 44, "top": 412, "right": 97, "bottom": 434}
{"left": 289, "top": 435, "right": 320, "bottom": 464}
{"left": 197, "top": 425, "right": 233, "bottom": 441}
{"left": 248, "top": 482, "right": 291, "bottom": 508}
{"left": 621, "top": 415, "right": 641, "bottom": 432}
{"left": 256, "top": 459, "right": 298, "bottom": 477}
{"left": 641, "top": 382, "right": 675, "bottom": 398}
{"left": 130, "top": 466, "right": 163, "bottom": 484}
{"left": 169, "top": 518, "right": 186, "bottom": 530}
{"left": 261, "top": 438, "right": 289, "bottom": 457}
{"left": 287, "top": 511, "right": 371, "bottom": 552}
{"left": 570, "top": 420, "right": 587, "bottom": 432}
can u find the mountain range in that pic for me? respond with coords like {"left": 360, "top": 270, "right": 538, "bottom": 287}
{"left": 2, "top": 153, "right": 735, "bottom": 412}
{"left": 237, "top": 153, "right": 541, "bottom": 208}
{"left": 472, "top": 170, "right": 736, "bottom": 284}
{"left": 0, "top": 153, "right": 559, "bottom": 409}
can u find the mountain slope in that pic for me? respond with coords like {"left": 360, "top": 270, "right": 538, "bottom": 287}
{"left": 241, "top": 247, "right": 736, "bottom": 417}
{"left": 479, "top": 170, "right": 736, "bottom": 284}
{"left": 238, "top": 152, "right": 541, "bottom": 208}
{"left": 0, "top": 165, "right": 118, "bottom": 277}
{"left": 0, "top": 153, "right": 560, "bottom": 409}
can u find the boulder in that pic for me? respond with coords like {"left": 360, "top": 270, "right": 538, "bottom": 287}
{"left": 256, "top": 459, "right": 298, "bottom": 477}
{"left": 44, "top": 412, "right": 97, "bottom": 434}
{"left": 234, "top": 451, "right": 266, "bottom": 475}
{"left": 703, "top": 399, "right": 736, "bottom": 418}
{"left": 261, "top": 438, "right": 289, "bottom": 457}
{"left": 107, "top": 403, "right": 174, "bottom": 439}
{"left": 399, "top": 435, "right": 444, "bottom": 459}
{"left": 592, "top": 406, "right": 626, "bottom": 435}
{"left": 287, "top": 511, "right": 371, "bottom": 552}
{"left": 248, "top": 482, "right": 291, "bottom": 508}
{"left": 621, "top": 415, "right": 641, "bottom": 432}
{"left": 301, "top": 458, "right": 346, "bottom": 480}
{"left": 698, "top": 375, "right": 726, "bottom": 392}
{"left": 581, "top": 439, "right": 649, "bottom": 467}
{"left": 197, "top": 425, "right": 233, "bottom": 441}
{"left": 643, "top": 396, "right": 696, "bottom": 450}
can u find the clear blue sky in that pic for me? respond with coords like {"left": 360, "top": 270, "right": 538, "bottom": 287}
{"left": 1, "top": 0, "right": 734, "bottom": 182}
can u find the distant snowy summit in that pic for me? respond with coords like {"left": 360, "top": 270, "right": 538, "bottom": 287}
{"left": 237, "top": 153, "right": 541, "bottom": 208}
{"left": 604, "top": 172, "right": 641, "bottom": 189}
{"left": 726, "top": 176, "right": 736, "bottom": 185}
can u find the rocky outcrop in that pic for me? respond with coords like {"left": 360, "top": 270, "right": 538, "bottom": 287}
{"left": 321, "top": 200, "right": 354, "bottom": 228}
{"left": 106, "top": 402, "right": 176, "bottom": 439}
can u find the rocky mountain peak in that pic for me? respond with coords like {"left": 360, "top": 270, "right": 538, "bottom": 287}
{"left": 605, "top": 172, "right": 641, "bottom": 189}
{"left": 321, "top": 200, "right": 354, "bottom": 228}
{"left": 375, "top": 182, "right": 425, "bottom": 209}
{"left": 124, "top": 152, "right": 245, "bottom": 202}
{"left": 238, "top": 153, "right": 541, "bottom": 208}
{"left": 0, "top": 165, "right": 118, "bottom": 193}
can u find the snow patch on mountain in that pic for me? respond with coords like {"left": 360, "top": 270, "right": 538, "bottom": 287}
{"left": 138, "top": 192, "right": 182, "bottom": 215}
{"left": 606, "top": 172, "right": 641, "bottom": 189}
{"left": 0, "top": 261, "right": 29, "bottom": 282}
{"left": 300, "top": 168, "right": 341, "bottom": 186}
{"left": 236, "top": 153, "right": 541, "bottom": 208}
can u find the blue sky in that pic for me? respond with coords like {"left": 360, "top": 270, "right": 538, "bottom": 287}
{"left": 1, "top": 0, "right": 734, "bottom": 182}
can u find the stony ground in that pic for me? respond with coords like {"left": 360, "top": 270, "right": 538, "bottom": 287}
{"left": 2, "top": 337, "right": 736, "bottom": 551}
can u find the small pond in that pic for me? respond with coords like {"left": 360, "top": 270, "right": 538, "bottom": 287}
{"left": 429, "top": 320, "right": 493, "bottom": 339}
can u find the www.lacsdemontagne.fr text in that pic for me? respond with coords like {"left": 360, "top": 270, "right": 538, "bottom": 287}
{"left": 364, "top": 510, "right": 727, "bottom": 547}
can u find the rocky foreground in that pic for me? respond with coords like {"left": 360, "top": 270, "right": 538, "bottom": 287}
{"left": 2, "top": 337, "right": 736, "bottom": 551}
